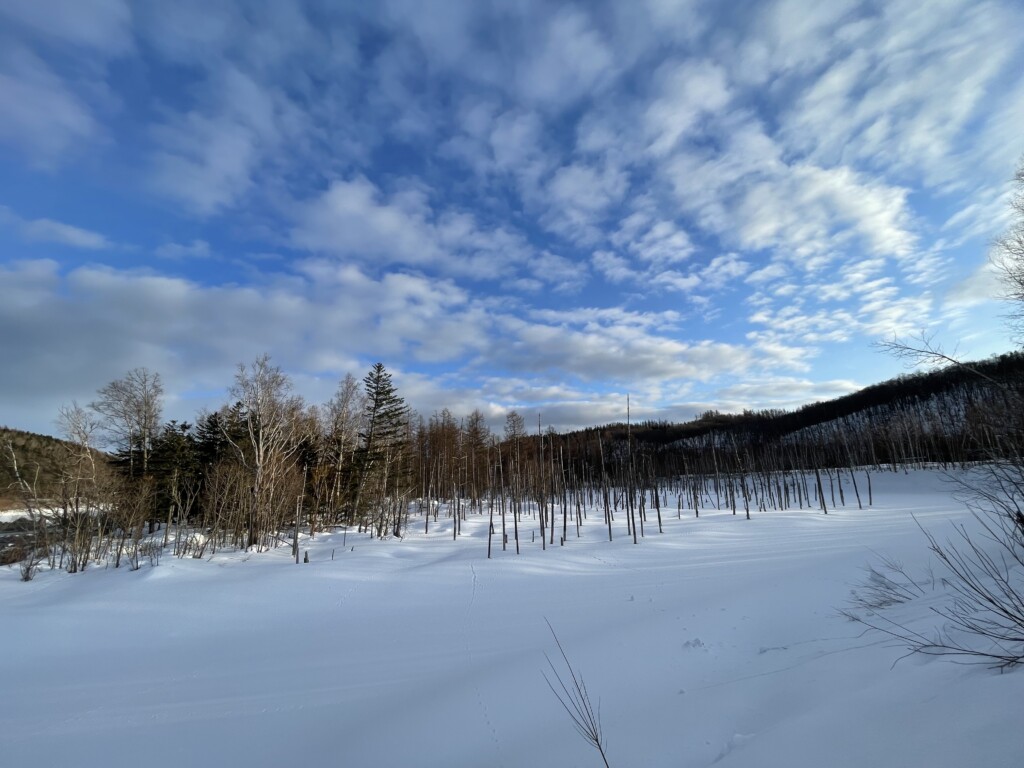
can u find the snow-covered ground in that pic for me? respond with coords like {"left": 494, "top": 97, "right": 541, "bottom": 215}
{"left": 1, "top": 469, "right": 1020, "bottom": 767}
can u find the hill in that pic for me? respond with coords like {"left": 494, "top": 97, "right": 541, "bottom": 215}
{"left": 591, "top": 350, "right": 1024, "bottom": 449}
{"left": 0, "top": 427, "right": 107, "bottom": 509}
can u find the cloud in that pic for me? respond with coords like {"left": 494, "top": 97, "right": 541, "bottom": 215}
{"left": 0, "top": 206, "right": 111, "bottom": 249}
{"left": 0, "top": 257, "right": 823, "bottom": 436}
{"left": 151, "top": 115, "right": 261, "bottom": 216}
{"left": 593, "top": 250, "right": 638, "bottom": 284}
{"left": 645, "top": 59, "right": 731, "bottom": 156}
{"left": 656, "top": 270, "right": 702, "bottom": 293}
{"left": 2, "top": 0, "right": 1021, "bottom": 436}
{"left": 527, "top": 305, "right": 683, "bottom": 333}
{"left": 612, "top": 204, "right": 696, "bottom": 267}
{"left": 748, "top": 305, "right": 857, "bottom": 344}
{"left": 292, "top": 176, "right": 554, "bottom": 284}
{"left": 527, "top": 251, "right": 589, "bottom": 293}
{"left": 490, "top": 313, "right": 759, "bottom": 386}
{"left": 701, "top": 254, "right": 749, "bottom": 288}
{"left": 776, "top": 0, "right": 1021, "bottom": 189}
{"left": 0, "top": 0, "right": 133, "bottom": 54}
{"left": 945, "top": 259, "right": 1003, "bottom": 309}
{"left": 23, "top": 219, "right": 110, "bottom": 250}
{"left": 542, "top": 161, "right": 629, "bottom": 243}
{"left": 746, "top": 262, "right": 789, "bottom": 285}
{"left": 155, "top": 240, "right": 212, "bottom": 260}
{"left": 714, "top": 376, "right": 862, "bottom": 411}
{"left": 150, "top": 66, "right": 288, "bottom": 216}
{"left": 292, "top": 176, "right": 439, "bottom": 266}
{"left": 733, "top": 163, "right": 916, "bottom": 267}
{"left": 0, "top": 258, "right": 493, "bottom": 430}
{"left": 0, "top": 45, "right": 99, "bottom": 167}
{"left": 515, "top": 6, "right": 618, "bottom": 109}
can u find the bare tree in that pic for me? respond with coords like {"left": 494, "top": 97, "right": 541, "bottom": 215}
{"left": 4, "top": 441, "right": 46, "bottom": 580}
{"left": 994, "top": 160, "right": 1024, "bottom": 336}
{"left": 318, "top": 373, "right": 364, "bottom": 525}
{"left": 53, "top": 402, "right": 112, "bottom": 572}
{"left": 224, "top": 355, "right": 308, "bottom": 550}
{"left": 90, "top": 368, "right": 163, "bottom": 477}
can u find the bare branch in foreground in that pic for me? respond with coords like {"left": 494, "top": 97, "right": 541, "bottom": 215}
{"left": 543, "top": 619, "right": 611, "bottom": 768}
{"left": 845, "top": 510, "right": 1024, "bottom": 670}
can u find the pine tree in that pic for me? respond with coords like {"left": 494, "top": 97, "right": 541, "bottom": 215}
{"left": 355, "top": 363, "right": 411, "bottom": 535}
{"left": 148, "top": 420, "right": 200, "bottom": 527}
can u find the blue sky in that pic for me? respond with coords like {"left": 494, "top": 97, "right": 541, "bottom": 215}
{"left": 1, "top": 0, "right": 1022, "bottom": 436}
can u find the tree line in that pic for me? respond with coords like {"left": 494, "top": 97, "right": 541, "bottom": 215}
{"left": 4, "top": 343, "right": 1022, "bottom": 576}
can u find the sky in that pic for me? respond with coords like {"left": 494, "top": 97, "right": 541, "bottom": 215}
{"left": 1, "top": 0, "right": 1022, "bottom": 437}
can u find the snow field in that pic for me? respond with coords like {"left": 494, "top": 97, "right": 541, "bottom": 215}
{"left": 0, "top": 469, "right": 1021, "bottom": 767}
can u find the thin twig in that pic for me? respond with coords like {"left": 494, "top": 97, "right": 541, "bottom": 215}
{"left": 543, "top": 619, "right": 612, "bottom": 768}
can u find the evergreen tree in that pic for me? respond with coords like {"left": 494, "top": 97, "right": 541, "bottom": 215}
{"left": 355, "top": 363, "right": 411, "bottom": 535}
{"left": 149, "top": 420, "right": 200, "bottom": 523}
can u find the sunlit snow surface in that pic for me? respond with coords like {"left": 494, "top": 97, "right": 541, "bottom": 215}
{"left": 1, "top": 469, "right": 1021, "bottom": 767}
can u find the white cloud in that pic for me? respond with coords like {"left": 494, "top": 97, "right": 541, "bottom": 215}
{"left": 2, "top": 0, "right": 1020, "bottom": 435}
{"left": 664, "top": 117, "right": 784, "bottom": 236}
{"left": 489, "top": 109, "right": 545, "bottom": 168}
{"left": 151, "top": 115, "right": 260, "bottom": 215}
{"left": 528, "top": 251, "right": 589, "bottom": 293}
{"left": 155, "top": 240, "right": 212, "bottom": 260}
{"left": 592, "top": 250, "right": 636, "bottom": 284}
{"left": 945, "top": 259, "right": 1003, "bottom": 309}
{"left": 0, "top": 257, "right": 826, "bottom": 435}
{"left": 735, "top": 164, "right": 916, "bottom": 266}
{"left": 292, "top": 176, "right": 439, "bottom": 266}
{"left": 701, "top": 254, "right": 749, "bottom": 288}
{"left": 133, "top": 0, "right": 244, "bottom": 65}
{"left": 0, "top": 45, "right": 98, "bottom": 167}
{"left": 0, "top": 206, "right": 111, "bottom": 249}
{"left": 0, "top": 0, "right": 133, "bottom": 54}
{"left": 714, "top": 376, "right": 862, "bottom": 410}
{"left": 656, "top": 270, "right": 702, "bottom": 293}
{"left": 612, "top": 205, "right": 696, "bottom": 267}
{"left": 646, "top": 59, "right": 731, "bottom": 156}
{"left": 515, "top": 6, "right": 617, "bottom": 109}
{"left": 292, "top": 176, "right": 545, "bottom": 283}
{"left": 757, "top": 0, "right": 861, "bottom": 77}
{"left": 150, "top": 66, "right": 288, "bottom": 216}
{"left": 748, "top": 305, "right": 857, "bottom": 344}
{"left": 776, "top": 0, "right": 1021, "bottom": 189}
{"left": 494, "top": 315, "right": 756, "bottom": 384}
{"left": 0, "top": 259, "right": 494, "bottom": 431}
{"left": 542, "top": 161, "right": 629, "bottom": 243}
{"left": 527, "top": 305, "right": 683, "bottom": 333}
{"left": 23, "top": 220, "right": 109, "bottom": 250}
{"left": 746, "top": 262, "right": 789, "bottom": 285}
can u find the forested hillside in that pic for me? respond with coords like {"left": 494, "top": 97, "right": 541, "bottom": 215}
{"left": 593, "top": 350, "right": 1024, "bottom": 472}
{"left": 0, "top": 427, "right": 105, "bottom": 509}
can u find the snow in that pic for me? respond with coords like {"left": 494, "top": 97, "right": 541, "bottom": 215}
{"left": 0, "top": 469, "right": 1021, "bottom": 767}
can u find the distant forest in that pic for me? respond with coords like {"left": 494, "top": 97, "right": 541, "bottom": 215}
{"left": 600, "top": 349, "right": 1024, "bottom": 457}
{"left": 3, "top": 348, "right": 1022, "bottom": 571}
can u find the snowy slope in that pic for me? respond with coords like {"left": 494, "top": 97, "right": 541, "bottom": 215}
{"left": 0, "top": 469, "right": 1020, "bottom": 768}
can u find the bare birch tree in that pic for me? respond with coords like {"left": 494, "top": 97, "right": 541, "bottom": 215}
{"left": 90, "top": 368, "right": 163, "bottom": 477}
{"left": 225, "top": 355, "right": 307, "bottom": 550}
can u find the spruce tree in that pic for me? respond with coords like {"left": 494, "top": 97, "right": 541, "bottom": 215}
{"left": 355, "top": 363, "right": 411, "bottom": 535}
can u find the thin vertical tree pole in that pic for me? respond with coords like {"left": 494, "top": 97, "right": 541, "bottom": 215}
{"left": 814, "top": 466, "right": 828, "bottom": 514}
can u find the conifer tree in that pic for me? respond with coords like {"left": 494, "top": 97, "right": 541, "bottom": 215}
{"left": 355, "top": 363, "right": 411, "bottom": 535}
